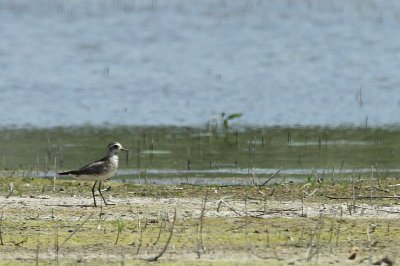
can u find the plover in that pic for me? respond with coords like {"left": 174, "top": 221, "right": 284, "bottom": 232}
{"left": 58, "top": 142, "right": 128, "bottom": 207}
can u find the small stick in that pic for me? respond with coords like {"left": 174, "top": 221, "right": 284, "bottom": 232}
{"left": 244, "top": 189, "right": 249, "bottom": 249}
{"left": 0, "top": 211, "right": 4, "bottom": 245}
{"left": 220, "top": 200, "right": 243, "bottom": 217}
{"left": 35, "top": 240, "right": 39, "bottom": 266}
{"left": 137, "top": 140, "right": 141, "bottom": 169}
{"left": 120, "top": 246, "right": 125, "bottom": 266}
{"left": 366, "top": 225, "right": 371, "bottom": 248}
{"left": 53, "top": 157, "right": 57, "bottom": 191}
{"left": 36, "top": 156, "right": 40, "bottom": 176}
{"left": 197, "top": 191, "right": 208, "bottom": 257}
{"left": 328, "top": 219, "right": 334, "bottom": 244}
{"left": 371, "top": 186, "right": 389, "bottom": 193}
{"left": 339, "top": 160, "right": 344, "bottom": 179}
{"left": 135, "top": 227, "right": 144, "bottom": 255}
{"left": 134, "top": 208, "right": 146, "bottom": 255}
{"left": 303, "top": 188, "right": 317, "bottom": 197}
{"left": 61, "top": 213, "right": 93, "bottom": 247}
{"left": 145, "top": 208, "right": 177, "bottom": 262}
{"left": 336, "top": 207, "right": 343, "bottom": 246}
{"left": 260, "top": 168, "right": 282, "bottom": 186}
{"left": 59, "top": 144, "right": 63, "bottom": 169}
{"left": 152, "top": 212, "right": 164, "bottom": 246}
{"left": 54, "top": 224, "right": 59, "bottom": 266}
{"left": 6, "top": 183, "right": 13, "bottom": 199}
{"left": 326, "top": 195, "right": 400, "bottom": 200}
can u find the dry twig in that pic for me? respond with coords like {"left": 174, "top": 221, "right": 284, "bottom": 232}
{"left": 196, "top": 191, "right": 208, "bottom": 257}
{"left": 326, "top": 195, "right": 400, "bottom": 200}
{"left": 6, "top": 183, "right": 13, "bottom": 199}
{"left": 0, "top": 211, "right": 3, "bottom": 245}
{"left": 145, "top": 208, "right": 177, "bottom": 262}
{"left": 61, "top": 213, "right": 93, "bottom": 247}
{"left": 261, "top": 168, "right": 282, "bottom": 186}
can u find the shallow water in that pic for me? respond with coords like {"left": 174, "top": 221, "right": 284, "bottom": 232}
{"left": 1, "top": 126, "right": 400, "bottom": 184}
{"left": 9, "top": 167, "right": 400, "bottom": 186}
{"left": 1, "top": 0, "right": 400, "bottom": 128}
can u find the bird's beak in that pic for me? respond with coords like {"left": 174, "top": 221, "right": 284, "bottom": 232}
{"left": 121, "top": 147, "right": 129, "bottom": 152}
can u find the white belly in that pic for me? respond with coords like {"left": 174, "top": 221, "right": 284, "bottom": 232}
{"left": 74, "top": 169, "right": 117, "bottom": 181}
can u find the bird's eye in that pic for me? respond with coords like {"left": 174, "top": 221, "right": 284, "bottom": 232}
{"left": 112, "top": 145, "right": 119, "bottom": 149}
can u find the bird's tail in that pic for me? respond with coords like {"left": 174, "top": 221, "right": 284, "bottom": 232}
{"left": 58, "top": 170, "right": 78, "bottom": 175}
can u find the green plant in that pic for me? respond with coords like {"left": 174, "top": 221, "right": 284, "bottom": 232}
{"left": 220, "top": 112, "right": 242, "bottom": 132}
{"left": 115, "top": 219, "right": 126, "bottom": 245}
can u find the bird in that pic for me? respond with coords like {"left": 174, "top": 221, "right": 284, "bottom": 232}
{"left": 58, "top": 142, "right": 128, "bottom": 207}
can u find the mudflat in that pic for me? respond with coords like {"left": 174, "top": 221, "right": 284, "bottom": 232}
{"left": 0, "top": 176, "right": 398, "bottom": 265}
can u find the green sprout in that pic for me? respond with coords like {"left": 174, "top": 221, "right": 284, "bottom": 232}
{"left": 115, "top": 219, "right": 126, "bottom": 245}
{"left": 220, "top": 112, "right": 243, "bottom": 132}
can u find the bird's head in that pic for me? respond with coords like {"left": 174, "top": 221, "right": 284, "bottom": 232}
{"left": 107, "top": 142, "right": 128, "bottom": 156}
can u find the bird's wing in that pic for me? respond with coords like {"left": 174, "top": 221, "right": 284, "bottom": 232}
{"left": 73, "top": 158, "right": 108, "bottom": 176}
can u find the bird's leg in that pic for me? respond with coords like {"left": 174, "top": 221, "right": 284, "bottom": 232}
{"left": 92, "top": 181, "right": 98, "bottom": 207}
{"left": 98, "top": 181, "right": 108, "bottom": 206}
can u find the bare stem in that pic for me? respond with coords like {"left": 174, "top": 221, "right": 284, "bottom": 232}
{"left": 197, "top": 190, "right": 208, "bottom": 257}
{"left": 145, "top": 208, "right": 177, "bottom": 262}
{"left": 0, "top": 211, "right": 4, "bottom": 245}
{"left": 61, "top": 213, "right": 93, "bottom": 247}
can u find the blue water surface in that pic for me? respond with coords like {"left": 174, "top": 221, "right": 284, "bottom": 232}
{"left": 1, "top": 0, "right": 400, "bottom": 128}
